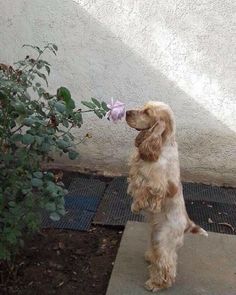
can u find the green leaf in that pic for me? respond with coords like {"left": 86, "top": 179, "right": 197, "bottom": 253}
{"left": 45, "top": 202, "right": 56, "bottom": 211}
{"left": 37, "top": 87, "right": 45, "bottom": 97}
{"left": 57, "top": 87, "right": 75, "bottom": 110}
{"left": 6, "top": 231, "right": 17, "bottom": 244}
{"left": 40, "top": 143, "right": 50, "bottom": 152}
{"left": 100, "top": 109, "right": 107, "bottom": 116}
{"left": 101, "top": 101, "right": 109, "bottom": 111}
{"left": 52, "top": 44, "right": 58, "bottom": 51}
{"left": 57, "top": 139, "right": 70, "bottom": 149}
{"left": 34, "top": 71, "right": 48, "bottom": 86}
{"left": 66, "top": 99, "right": 75, "bottom": 110}
{"left": 68, "top": 150, "right": 78, "bottom": 160}
{"left": 62, "top": 120, "right": 69, "bottom": 128}
{"left": 0, "top": 90, "right": 8, "bottom": 100}
{"left": 11, "top": 134, "right": 23, "bottom": 142}
{"left": 45, "top": 65, "right": 50, "bottom": 75}
{"left": 22, "top": 134, "right": 34, "bottom": 144}
{"left": 75, "top": 112, "right": 83, "bottom": 124}
{"left": 35, "top": 136, "right": 43, "bottom": 145}
{"left": 57, "top": 87, "right": 71, "bottom": 100}
{"left": 91, "top": 97, "right": 101, "bottom": 108}
{"left": 22, "top": 44, "right": 43, "bottom": 54}
{"left": 57, "top": 208, "right": 66, "bottom": 215}
{"left": 50, "top": 212, "right": 60, "bottom": 221}
{"left": 94, "top": 109, "right": 103, "bottom": 119}
{"left": 14, "top": 102, "right": 26, "bottom": 114}
{"left": 31, "top": 178, "right": 43, "bottom": 187}
{"left": 24, "top": 117, "right": 34, "bottom": 126}
{"left": 8, "top": 201, "right": 16, "bottom": 207}
{"left": 33, "top": 171, "right": 43, "bottom": 179}
{"left": 55, "top": 101, "right": 66, "bottom": 113}
{"left": 63, "top": 135, "right": 70, "bottom": 142}
{"left": 36, "top": 62, "right": 43, "bottom": 70}
{"left": 81, "top": 101, "right": 96, "bottom": 109}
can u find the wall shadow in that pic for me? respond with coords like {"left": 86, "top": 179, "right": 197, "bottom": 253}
{"left": 64, "top": 3, "right": 235, "bottom": 185}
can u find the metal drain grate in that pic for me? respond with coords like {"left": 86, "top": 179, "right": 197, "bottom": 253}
{"left": 183, "top": 183, "right": 236, "bottom": 204}
{"left": 93, "top": 177, "right": 145, "bottom": 226}
{"left": 68, "top": 178, "right": 106, "bottom": 197}
{"left": 186, "top": 200, "right": 236, "bottom": 235}
{"left": 41, "top": 178, "right": 106, "bottom": 231}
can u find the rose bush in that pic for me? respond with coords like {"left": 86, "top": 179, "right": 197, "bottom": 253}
{"left": 0, "top": 44, "right": 113, "bottom": 261}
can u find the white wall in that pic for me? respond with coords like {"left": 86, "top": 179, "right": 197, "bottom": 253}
{"left": 1, "top": 0, "right": 236, "bottom": 186}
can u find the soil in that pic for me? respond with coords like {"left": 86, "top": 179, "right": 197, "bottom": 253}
{"left": 0, "top": 226, "right": 122, "bottom": 295}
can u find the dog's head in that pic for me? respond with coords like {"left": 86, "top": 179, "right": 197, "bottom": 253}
{"left": 126, "top": 101, "right": 175, "bottom": 161}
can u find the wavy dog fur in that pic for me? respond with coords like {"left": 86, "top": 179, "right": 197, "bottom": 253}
{"left": 126, "top": 101, "right": 207, "bottom": 292}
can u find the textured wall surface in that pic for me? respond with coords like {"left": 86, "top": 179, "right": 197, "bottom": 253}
{"left": 1, "top": 0, "right": 236, "bottom": 185}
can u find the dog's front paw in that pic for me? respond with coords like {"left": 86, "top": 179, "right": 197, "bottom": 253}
{"left": 145, "top": 279, "right": 161, "bottom": 292}
{"left": 144, "top": 250, "right": 153, "bottom": 263}
{"left": 131, "top": 202, "right": 141, "bottom": 214}
{"left": 147, "top": 198, "right": 162, "bottom": 213}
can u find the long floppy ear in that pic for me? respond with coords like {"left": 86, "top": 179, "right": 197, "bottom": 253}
{"left": 135, "top": 130, "right": 151, "bottom": 147}
{"left": 136, "top": 122, "right": 165, "bottom": 161}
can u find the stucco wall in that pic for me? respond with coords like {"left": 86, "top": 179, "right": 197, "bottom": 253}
{"left": 1, "top": 0, "right": 235, "bottom": 186}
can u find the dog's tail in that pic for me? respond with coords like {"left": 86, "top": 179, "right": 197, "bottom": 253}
{"left": 185, "top": 219, "right": 208, "bottom": 237}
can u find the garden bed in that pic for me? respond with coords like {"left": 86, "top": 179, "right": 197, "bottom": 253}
{"left": 0, "top": 226, "right": 122, "bottom": 295}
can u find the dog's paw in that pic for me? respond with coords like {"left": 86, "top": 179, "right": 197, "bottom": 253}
{"left": 144, "top": 250, "right": 152, "bottom": 263}
{"left": 148, "top": 199, "right": 162, "bottom": 213}
{"left": 131, "top": 202, "right": 141, "bottom": 214}
{"left": 145, "top": 279, "right": 161, "bottom": 292}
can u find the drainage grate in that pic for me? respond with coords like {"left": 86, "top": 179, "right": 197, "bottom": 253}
{"left": 183, "top": 183, "right": 236, "bottom": 204}
{"left": 41, "top": 178, "right": 106, "bottom": 231}
{"left": 186, "top": 200, "right": 236, "bottom": 235}
{"left": 41, "top": 174, "right": 236, "bottom": 234}
{"left": 68, "top": 178, "right": 106, "bottom": 197}
{"left": 93, "top": 177, "right": 145, "bottom": 226}
{"left": 41, "top": 208, "right": 96, "bottom": 231}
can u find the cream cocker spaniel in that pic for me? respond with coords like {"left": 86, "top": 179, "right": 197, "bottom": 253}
{"left": 126, "top": 101, "right": 207, "bottom": 292}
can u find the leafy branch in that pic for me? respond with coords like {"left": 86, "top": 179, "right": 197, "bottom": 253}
{"left": 0, "top": 44, "right": 109, "bottom": 261}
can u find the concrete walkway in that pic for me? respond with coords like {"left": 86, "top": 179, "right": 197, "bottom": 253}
{"left": 106, "top": 222, "right": 236, "bottom": 295}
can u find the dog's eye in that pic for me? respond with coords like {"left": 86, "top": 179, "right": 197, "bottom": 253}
{"left": 143, "top": 109, "right": 150, "bottom": 115}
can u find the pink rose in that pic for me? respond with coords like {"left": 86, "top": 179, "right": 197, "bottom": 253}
{"left": 106, "top": 99, "right": 125, "bottom": 123}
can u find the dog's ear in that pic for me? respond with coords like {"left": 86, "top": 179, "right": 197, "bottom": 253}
{"left": 136, "top": 124, "right": 164, "bottom": 161}
{"left": 138, "top": 133, "right": 162, "bottom": 161}
{"left": 135, "top": 130, "right": 151, "bottom": 147}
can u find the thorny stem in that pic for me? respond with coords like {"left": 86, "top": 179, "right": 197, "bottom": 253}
{"left": 57, "top": 125, "right": 73, "bottom": 138}
{"left": 79, "top": 109, "right": 94, "bottom": 113}
{"left": 11, "top": 124, "right": 24, "bottom": 135}
{"left": 22, "top": 47, "right": 47, "bottom": 74}
{"left": 74, "top": 137, "right": 88, "bottom": 145}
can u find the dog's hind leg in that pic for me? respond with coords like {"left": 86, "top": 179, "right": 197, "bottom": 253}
{"left": 145, "top": 226, "right": 183, "bottom": 292}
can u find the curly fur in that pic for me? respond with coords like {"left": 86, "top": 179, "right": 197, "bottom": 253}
{"left": 126, "top": 101, "right": 207, "bottom": 292}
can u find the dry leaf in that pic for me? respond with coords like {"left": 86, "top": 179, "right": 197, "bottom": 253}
{"left": 218, "top": 222, "right": 234, "bottom": 232}
{"left": 208, "top": 218, "right": 213, "bottom": 223}
{"left": 56, "top": 281, "right": 64, "bottom": 288}
{"left": 58, "top": 241, "right": 65, "bottom": 249}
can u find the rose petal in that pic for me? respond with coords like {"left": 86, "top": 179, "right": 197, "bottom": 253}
{"left": 106, "top": 98, "right": 125, "bottom": 122}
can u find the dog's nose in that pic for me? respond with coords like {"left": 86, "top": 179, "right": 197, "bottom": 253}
{"left": 126, "top": 110, "right": 132, "bottom": 118}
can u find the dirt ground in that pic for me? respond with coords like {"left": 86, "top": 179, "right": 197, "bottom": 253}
{"left": 0, "top": 226, "right": 122, "bottom": 295}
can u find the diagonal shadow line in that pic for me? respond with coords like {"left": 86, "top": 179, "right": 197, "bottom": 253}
{"left": 63, "top": 3, "right": 235, "bottom": 185}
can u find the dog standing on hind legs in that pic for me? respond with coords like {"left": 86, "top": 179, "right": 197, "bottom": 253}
{"left": 126, "top": 101, "right": 208, "bottom": 292}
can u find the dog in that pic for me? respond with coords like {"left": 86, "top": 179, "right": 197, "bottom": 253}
{"left": 126, "top": 101, "right": 207, "bottom": 292}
